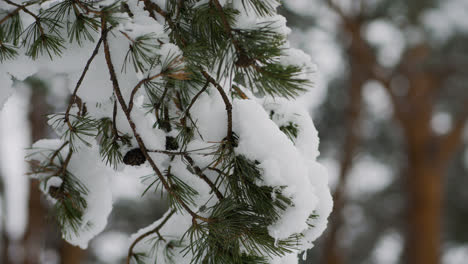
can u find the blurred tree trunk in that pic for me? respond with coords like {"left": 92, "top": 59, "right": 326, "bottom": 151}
{"left": 1, "top": 230, "right": 10, "bottom": 264}
{"left": 1, "top": 175, "right": 12, "bottom": 264}
{"left": 322, "top": 36, "right": 366, "bottom": 264}
{"left": 401, "top": 72, "right": 467, "bottom": 264}
{"left": 22, "top": 86, "right": 49, "bottom": 264}
{"left": 406, "top": 153, "right": 443, "bottom": 264}
{"left": 60, "top": 243, "right": 86, "bottom": 264}
{"left": 401, "top": 73, "right": 442, "bottom": 264}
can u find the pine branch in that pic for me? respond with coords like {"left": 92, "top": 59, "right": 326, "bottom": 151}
{"left": 101, "top": 15, "right": 213, "bottom": 223}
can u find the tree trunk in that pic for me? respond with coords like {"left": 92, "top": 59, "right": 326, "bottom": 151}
{"left": 22, "top": 86, "right": 49, "bottom": 264}
{"left": 1, "top": 175, "right": 12, "bottom": 264}
{"left": 60, "top": 242, "right": 86, "bottom": 264}
{"left": 405, "top": 139, "right": 443, "bottom": 264}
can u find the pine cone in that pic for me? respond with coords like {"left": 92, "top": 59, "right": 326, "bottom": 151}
{"left": 165, "top": 136, "right": 179, "bottom": 151}
{"left": 49, "top": 186, "right": 66, "bottom": 200}
{"left": 235, "top": 53, "right": 255, "bottom": 68}
{"left": 123, "top": 148, "right": 146, "bottom": 166}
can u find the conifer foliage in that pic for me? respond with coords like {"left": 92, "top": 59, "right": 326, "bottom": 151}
{"left": 0, "top": 0, "right": 332, "bottom": 263}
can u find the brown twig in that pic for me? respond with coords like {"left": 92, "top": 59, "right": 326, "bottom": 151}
{"left": 0, "top": 6, "right": 21, "bottom": 25}
{"left": 210, "top": 0, "right": 242, "bottom": 53}
{"left": 183, "top": 155, "right": 224, "bottom": 200}
{"left": 47, "top": 141, "right": 70, "bottom": 167}
{"left": 180, "top": 80, "right": 210, "bottom": 125}
{"left": 128, "top": 72, "right": 165, "bottom": 113}
{"left": 64, "top": 36, "right": 104, "bottom": 130}
{"left": 3, "top": 0, "right": 44, "bottom": 34}
{"left": 72, "top": 0, "right": 102, "bottom": 15}
{"left": 201, "top": 71, "right": 233, "bottom": 143}
{"left": 141, "top": 0, "right": 187, "bottom": 45}
{"left": 232, "top": 85, "right": 249, "bottom": 99}
{"left": 126, "top": 210, "right": 176, "bottom": 264}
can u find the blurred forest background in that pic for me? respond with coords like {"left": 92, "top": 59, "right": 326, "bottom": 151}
{"left": 1, "top": 0, "right": 467, "bottom": 263}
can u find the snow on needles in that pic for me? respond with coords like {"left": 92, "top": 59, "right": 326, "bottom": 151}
{"left": 27, "top": 139, "right": 113, "bottom": 249}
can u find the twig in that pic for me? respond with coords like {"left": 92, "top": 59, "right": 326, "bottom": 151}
{"left": 128, "top": 72, "right": 165, "bottom": 113}
{"left": 184, "top": 155, "right": 224, "bottom": 200}
{"left": 141, "top": 0, "right": 187, "bottom": 45}
{"left": 232, "top": 85, "right": 249, "bottom": 99}
{"left": 201, "top": 71, "right": 233, "bottom": 143}
{"left": 126, "top": 210, "right": 176, "bottom": 264}
{"left": 3, "top": 0, "right": 44, "bottom": 34}
{"left": 72, "top": 0, "right": 102, "bottom": 15}
{"left": 211, "top": 0, "right": 242, "bottom": 53}
{"left": 64, "top": 36, "right": 104, "bottom": 130}
{"left": 47, "top": 141, "right": 70, "bottom": 166}
{"left": 180, "top": 80, "right": 210, "bottom": 125}
{"left": 0, "top": 6, "right": 21, "bottom": 25}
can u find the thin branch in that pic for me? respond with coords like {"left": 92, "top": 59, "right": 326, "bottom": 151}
{"left": 72, "top": 0, "right": 102, "bottom": 15}
{"left": 111, "top": 99, "right": 123, "bottom": 140}
{"left": 3, "top": 0, "right": 40, "bottom": 20}
{"left": 211, "top": 0, "right": 242, "bottom": 53}
{"left": 47, "top": 141, "right": 70, "bottom": 166}
{"left": 126, "top": 210, "right": 176, "bottom": 264}
{"left": 64, "top": 36, "right": 104, "bottom": 130}
{"left": 3, "top": 0, "right": 44, "bottom": 34}
{"left": 60, "top": 148, "right": 73, "bottom": 175}
{"left": 119, "top": 30, "right": 134, "bottom": 43}
{"left": 147, "top": 147, "right": 215, "bottom": 156}
{"left": 128, "top": 72, "right": 165, "bottom": 113}
{"left": 0, "top": 6, "right": 21, "bottom": 25}
{"left": 232, "top": 85, "right": 249, "bottom": 99}
{"left": 180, "top": 80, "right": 210, "bottom": 125}
{"left": 184, "top": 155, "right": 224, "bottom": 200}
{"left": 201, "top": 71, "right": 233, "bottom": 143}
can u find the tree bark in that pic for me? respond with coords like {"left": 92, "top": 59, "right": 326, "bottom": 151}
{"left": 22, "top": 86, "right": 49, "bottom": 264}
{"left": 406, "top": 154, "right": 443, "bottom": 264}
{"left": 60, "top": 242, "right": 86, "bottom": 264}
{"left": 400, "top": 72, "right": 446, "bottom": 264}
{"left": 1, "top": 175, "right": 12, "bottom": 264}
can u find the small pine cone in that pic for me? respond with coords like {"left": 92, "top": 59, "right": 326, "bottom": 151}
{"left": 235, "top": 52, "right": 255, "bottom": 68}
{"left": 165, "top": 136, "right": 179, "bottom": 151}
{"left": 123, "top": 148, "right": 146, "bottom": 166}
{"left": 49, "top": 186, "right": 66, "bottom": 200}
